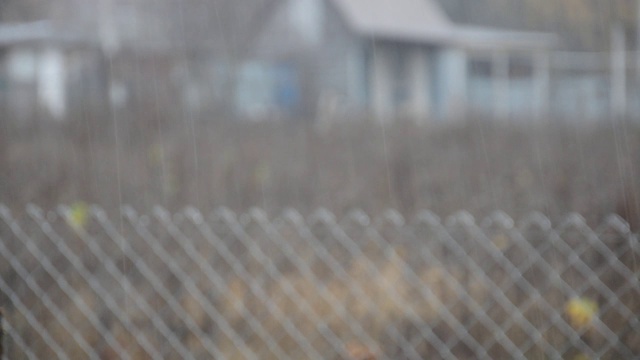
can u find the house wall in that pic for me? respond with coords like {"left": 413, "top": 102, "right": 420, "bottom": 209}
{"left": 2, "top": 48, "right": 39, "bottom": 122}
{"left": 434, "top": 47, "right": 467, "bottom": 119}
{"left": 256, "top": 0, "right": 559, "bottom": 122}
{"left": 280, "top": 0, "right": 437, "bottom": 118}
{"left": 314, "top": 0, "right": 362, "bottom": 112}
{"left": 302, "top": 1, "right": 437, "bottom": 119}
{"left": 369, "top": 42, "right": 392, "bottom": 117}
{"left": 247, "top": 0, "right": 461, "bottom": 121}
{"left": 242, "top": 0, "right": 358, "bottom": 118}
{"left": 364, "top": 41, "right": 434, "bottom": 119}
{"left": 38, "top": 47, "right": 66, "bottom": 120}
{"left": 0, "top": 44, "right": 111, "bottom": 124}
{"left": 2, "top": 46, "right": 69, "bottom": 121}
{"left": 407, "top": 47, "right": 431, "bottom": 117}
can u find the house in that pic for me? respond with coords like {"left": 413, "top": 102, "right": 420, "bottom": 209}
{"left": 0, "top": 21, "right": 101, "bottom": 121}
{"left": 244, "top": 0, "right": 558, "bottom": 120}
{"left": 0, "top": 1, "right": 560, "bottom": 123}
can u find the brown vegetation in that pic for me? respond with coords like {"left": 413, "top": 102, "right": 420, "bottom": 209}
{"left": 0, "top": 205, "right": 637, "bottom": 359}
{"left": 2, "top": 117, "right": 639, "bottom": 223}
{"left": 0, "top": 116, "right": 639, "bottom": 358}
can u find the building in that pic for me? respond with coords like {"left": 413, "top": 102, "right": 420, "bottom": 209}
{"left": 0, "top": 1, "right": 561, "bottom": 123}
{"left": 244, "top": 0, "right": 558, "bottom": 120}
{"left": 0, "top": 21, "right": 101, "bottom": 121}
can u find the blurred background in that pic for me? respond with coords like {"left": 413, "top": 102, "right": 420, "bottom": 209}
{"left": 0, "top": 1, "right": 639, "bottom": 359}
{"left": 0, "top": 0, "right": 639, "bottom": 225}
{"left": 0, "top": 0, "right": 639, "bottom": 223}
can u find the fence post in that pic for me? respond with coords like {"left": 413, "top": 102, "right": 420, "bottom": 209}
{"left": 611, "top": 24, "right": 626, "bottom": 118}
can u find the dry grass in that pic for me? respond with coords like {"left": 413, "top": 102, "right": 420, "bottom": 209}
{"left": 0, "top": 116, "right": 639, "bottom": 358}
{"left": 2, "top": 116, "right": 639, "bottom": 226}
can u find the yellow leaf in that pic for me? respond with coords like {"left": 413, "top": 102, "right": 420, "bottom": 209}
{"left": 68, "top": 202, "right": 89, "bottom": 232}
{"left": 572, "top": 353, "right": 590, "bottom": 360}
{"left": 565, "top": 297, "right": 598, "bottom": 330}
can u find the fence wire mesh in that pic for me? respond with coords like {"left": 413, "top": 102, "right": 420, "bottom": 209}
{"left": 0, "top": 204, "right": 638, "bottom": 359}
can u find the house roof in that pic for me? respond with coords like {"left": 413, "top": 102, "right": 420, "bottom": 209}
{"left": 0, "top": 21, "right": 99, "bottom": 48}
{"left": 453, "top": 26, "right": 558, "bottom": 51}
{"left": 329, "top": 0, "right": 557, "bottom": 50}
{"left": 329, "top": 0, "right": 454, "bottom": 44}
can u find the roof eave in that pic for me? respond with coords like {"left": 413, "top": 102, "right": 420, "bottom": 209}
{"left": 0, "top": 21, "right": 100, "bottom": 48}
{"left": 452, "top": 26, "right": 560, "bottom": 51}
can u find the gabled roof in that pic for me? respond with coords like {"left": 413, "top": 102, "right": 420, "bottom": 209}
{"left": 330, "top": 0, "right": 454, "bottom": 44}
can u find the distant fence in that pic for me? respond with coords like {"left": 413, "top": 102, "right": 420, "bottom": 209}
{"left": 0, "top": 205, "right": 638, "bottom": 359}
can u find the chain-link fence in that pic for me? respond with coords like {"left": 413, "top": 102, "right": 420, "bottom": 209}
{"left": 0, "top": 204, "right": 638, "bottom": 359}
